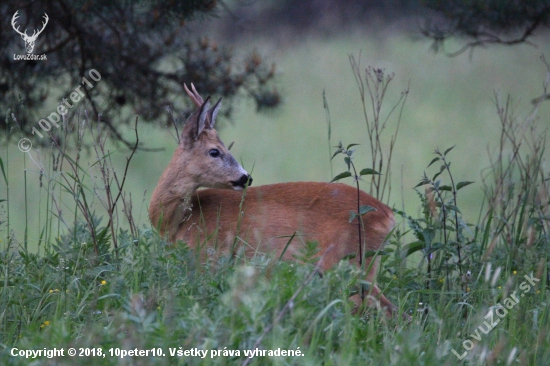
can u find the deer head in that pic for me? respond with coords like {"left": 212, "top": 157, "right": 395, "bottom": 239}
{"left": 177, "top": 90, "right": 252, "bottom": 191}
{"left": 155, "top": 84, "right": 251, "bottom": 198}
{"left": 12, "top": 11, "right": 49, "bottom": 54}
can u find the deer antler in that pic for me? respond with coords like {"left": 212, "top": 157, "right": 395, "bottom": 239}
{"left": 184, "top": 83, "right": 204, "bottom": 108}
{"left": 184, "top": 83, "right": 222, "bottom": 127}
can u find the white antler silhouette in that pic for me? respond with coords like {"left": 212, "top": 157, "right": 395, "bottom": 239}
{"left": 12, "top": 11, "right": 49, "bottom": 54}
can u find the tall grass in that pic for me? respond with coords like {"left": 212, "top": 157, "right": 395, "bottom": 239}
{"left": 1, "top": 59, "right": 550, "bottom": 365}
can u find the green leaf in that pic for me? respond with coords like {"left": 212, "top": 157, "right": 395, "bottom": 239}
{"left": 344, "top": 156, "right": 351, "bottom": 170}
{"left": 439, "top": 185, "right": 452, "bottom": 191}
{"left": 432, "top": 171, "right": 443, "bottom": 181}
{"left": 331, "top": 171, "right": 352, "bottom": 182}
{"left": 346, "top": 143, "right": 359, "bottom": 150}
{"left": 426, "top": 242, "right": 445, "bottom": 255}
{"left": 349, "top": 206, "right": 376, "bottom": 222}
{"left": 341, "top": 253, "right": 357, "bottom": 261}
{"left": 359, "top": 168, "right": 380, "bottom": 176}
{"left": 323, "top": 90, "right": 331, "bottom": 141}
{"left": 364, "top": 249, "right": 389, "bottom": 258}
{"left": 359, "top": 205, "right": 376, "bottom": 215}
{"left": 456, "top": 181, "right": 474, "bottom": 190}
{"left": 443, "top": 145, "right": 455, "bottom": 156}
{"left": 0, "top": 158, "right": 7, "bottom": 185}
{"left": 427, "top": 157, "right": 440, "bottom": 168}
{"left": 414, "top": 178, "right": 430, "bottom": 188}
{"left": 401, "top": 241, "right": 425, "bottom": 257}
{"left": 331, "top": 149, "right": 342, "bottom": 160}
{"left": 445, "top": 204, "right": 461, "bottom": 213}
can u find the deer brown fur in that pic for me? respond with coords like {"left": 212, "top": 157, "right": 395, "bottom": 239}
{"left": 149, "top": 84, "right": 397, "bottom": 316}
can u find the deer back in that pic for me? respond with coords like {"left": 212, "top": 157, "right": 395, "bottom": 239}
{"left": 177, "top": 181, "right": 394, "bottom": 271}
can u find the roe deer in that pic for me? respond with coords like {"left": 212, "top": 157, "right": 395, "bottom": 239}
{"left": 149, "top": 84, "right": 397, "bottom": 316}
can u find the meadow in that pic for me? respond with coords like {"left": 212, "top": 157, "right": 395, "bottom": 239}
{"left": 1, "top": 23, "right": 550, "bottom": 365}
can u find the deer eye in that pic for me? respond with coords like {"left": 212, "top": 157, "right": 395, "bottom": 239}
{"left": 209, "top": 149, "right": 220, "bottom": 158}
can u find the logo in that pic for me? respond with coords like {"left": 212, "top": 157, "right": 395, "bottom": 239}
{"left": 12, "top": 10, "right": 48, "bottom": 60}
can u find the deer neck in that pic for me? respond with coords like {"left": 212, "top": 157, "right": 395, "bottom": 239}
{"left": 149, "top": 161, "right": 198, "bottom": 240}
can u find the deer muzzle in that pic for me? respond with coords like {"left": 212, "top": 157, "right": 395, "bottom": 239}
{"left": 231, "top": 174, "right": 253, "bottom": 189}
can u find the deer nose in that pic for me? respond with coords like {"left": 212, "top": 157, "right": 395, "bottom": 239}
{"left": 231, "top": 174, "right": 252, "bottom": 188}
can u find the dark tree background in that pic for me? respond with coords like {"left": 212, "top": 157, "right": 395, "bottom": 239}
{"left": 421, "top": 0, "right": 550, "bottom": 55}
{"left": 1, "top": 0, "right": 280, "bottom": 147}
{"left": 213, "top": 0, "right": 549, "bottom": 54}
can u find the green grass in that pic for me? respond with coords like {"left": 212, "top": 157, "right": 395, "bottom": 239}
{"left": 0, "top": 215, "right": 548, "bottom": 365}
{"left": 2, "top": 27, "right": 550, "bottom": 365}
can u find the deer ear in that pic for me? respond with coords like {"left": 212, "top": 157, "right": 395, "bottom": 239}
{"left": 195, "top": 97, "right": 210, "bottom": 139}
{"left": 181, "top": 97, "right": 210, "bottom": 146}
{"left": 208, "top": 98, "right": 222, "bottom": 128}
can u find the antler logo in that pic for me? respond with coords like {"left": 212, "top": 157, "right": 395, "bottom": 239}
{"left": 11, "top": 11, "right": 49, "bottom": 54}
